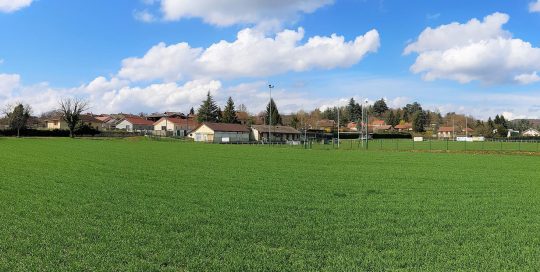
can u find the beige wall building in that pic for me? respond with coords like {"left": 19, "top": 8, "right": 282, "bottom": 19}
{"left": 190, "top": 123, "right": 250, "bottom": 143}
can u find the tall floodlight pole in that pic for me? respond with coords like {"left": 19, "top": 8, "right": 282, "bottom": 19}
{"left": 361, "top": 98, "right": 365, "bottom": 148}
{"left": 268, "top": 84, "right": 274, "bottom": 144}
{"left": 452, "top": 117, "right": 455, "bottom": 141}
{"left": 465, "top": 116, "right": 468, "bottom": 138}
{"left": 337, "top": 105, "right": 340, "bottom": 148}
{"left": 364, "top": 99, "right": 369, "bottom": 149}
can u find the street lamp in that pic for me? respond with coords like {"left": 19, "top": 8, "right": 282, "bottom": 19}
{"left": 268, "top": 84, "right": 274, "bottom": 144}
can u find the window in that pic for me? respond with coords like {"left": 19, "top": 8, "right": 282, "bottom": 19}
{"left": 161, "top": 126, "right": 166, "bottom": 131}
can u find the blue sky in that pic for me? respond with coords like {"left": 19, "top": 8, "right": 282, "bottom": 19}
{"left": 1, "top": 0, "right": 540, "bottom": 119}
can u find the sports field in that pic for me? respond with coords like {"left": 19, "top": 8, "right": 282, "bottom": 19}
{"left": 1, "top": 138, "right": 539, "bottom": 270}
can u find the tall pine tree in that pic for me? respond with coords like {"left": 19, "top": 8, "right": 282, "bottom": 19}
{"left": 385, "top": 110, "right": 399, "bottom": 127}
{"left": 222, "top": 97, "right": 239, "bottom": 123}
{"left": 265, "top": 98, "right": 282, "bottom": 125}
{"left": 373, "top": 98, "right": 389, "bottom": 116}
{"left": 197, "top": 92, "right": 220, "bottom": 123}
{"left": 347, "top": 98, "right": 362, "bottom": 121}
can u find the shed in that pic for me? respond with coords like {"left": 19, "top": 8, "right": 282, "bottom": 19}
{"left": 251, "top": 125, "right": 301, "bottom": 142}
{"left": 190, "top": 123, "right": 251, "bottom": 143}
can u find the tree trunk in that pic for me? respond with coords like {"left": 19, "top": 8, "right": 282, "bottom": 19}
{"left": 70, "top": 130, "right": 74, "bottom": 138}
{"left": 17, "top": 128, "right": 20, "bottom": 138}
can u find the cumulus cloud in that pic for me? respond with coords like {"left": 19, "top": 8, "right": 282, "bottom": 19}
{"left": 515, "top": 72, "right": 540, "bottom": 84}
{"left": 0, "top": 74, "right": 21, "bottom": 98}
{"left": 90, "top": 80, "right": 222, "bottom": 113}
{"left": 530, "top": 0, "right": 540, "bottom": 12}
{"left": 405, "top": 13, "right": 540, "bottom": 85}
{"left": 158, "top": 0, "right": 333, "bottom": 27}
{"left": 133, "top": 10, "right": 156, "bottom": 22}
{"left": 119, "top": 27, "right": 380, "bottom": 82}
{"left": 0, "top": 0, "right": 33, "bottom": 13}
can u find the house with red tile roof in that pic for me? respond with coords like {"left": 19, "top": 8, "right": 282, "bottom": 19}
{"left": 153, "top": 117, "right": 200, "bottom": 136}
{"left": 437, "top": 127, "right": 454, "bottom": 138}
{"left": 116, "top": 117, "right": 154, "bottom": 132}
{"left": 394, "top": 123, "right": 413, "bottom": 132}
{"left": 371, "top": 119, "right": 386, "bottom": 126}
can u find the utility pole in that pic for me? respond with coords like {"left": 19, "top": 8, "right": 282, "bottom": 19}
{"left": 361, "top": 99, "right": 364, "bottom": 148}
{"left": 452, "top": 117, "right": 455, "bottom": 141}
{"left": 268, "top": 84, "right": 274, "bottom": 144}
{"left": 364, "top": 99, "right": 369, "bottom": 149}
{"left": 465, "top": 116, "right": 468, "bottom": 138}
{"left": 337, "top": 106, "right": 340, "bottom": 149}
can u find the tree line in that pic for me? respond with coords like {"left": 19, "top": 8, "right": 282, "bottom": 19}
{"left": 2, "top": 94, "right": 538, "bottom": 138}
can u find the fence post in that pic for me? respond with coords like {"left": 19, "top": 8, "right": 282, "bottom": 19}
{"left": 446, "top": 139, "right": 449, "bottom": 151}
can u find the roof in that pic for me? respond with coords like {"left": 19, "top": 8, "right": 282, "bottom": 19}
{"left": 95, "top": 116, "right": 112, "bottom": 122}
{"left": 198, "top": 122, "right": 250, "bottom": 132}
{"left": 438, "top": 127, "right": 454, "bottom": 132}
{"left": 395, "top": 123, "right": 412, "bottom": 129}
{"left": 372, "top": 119, "right": 386, "bottom": 126}
{"left": 154, "top": 117, "right": 198, "bottom": 127}
{"left": 252, "top": 125, "right": 301, "bottom": 134}
{"left": 317, "top": 119, "right": 336, "bottom": 127}
{"left": 81, "top": 115, "right": 103, "bottom": 123}
{"left": 45, "top": 114, "right": 103, "bottom": 123}
{"left": 122, "top": 117, "right": 154, "bottom": 126}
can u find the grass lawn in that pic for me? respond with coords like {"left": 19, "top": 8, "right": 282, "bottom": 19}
{"left": 1, "top": 138, "right": 539, "bottom": 271}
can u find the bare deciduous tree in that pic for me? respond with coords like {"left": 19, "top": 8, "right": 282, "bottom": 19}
{"left": 3, "top": 103, "right": 31, "bottom": 138}
{"left": 59, "top": 98, "right": 89, "bottom": 138}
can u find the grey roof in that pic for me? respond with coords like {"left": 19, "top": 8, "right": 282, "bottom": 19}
{"left": 251, "top": 125, "right": 301, "bottom": 134}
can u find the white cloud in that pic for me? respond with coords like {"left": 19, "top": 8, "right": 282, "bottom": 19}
{"left": 134, "top": 10, "right": 156, "bottom": 22}
{"left": 119, "top": 42, "right": 201, "bottom": 82}
{"left": 158, "top": 0, "right": 333, "bottom": 27}
{"left": 91, "top": 80, "right": 221, "bottom": 113}
{"left": 119, "top": 27, "right": 380, "bottom": 82}
{"left": 0, "top": 74, "right": 21, "bottom": 98}
{"left": 0, "top": 0, "right": 33, "bottom": 13}
{"left": 530, "top": 0, "right": 540, "bottom": 12}
{"left": 515, "top": 72, "right": 540, "bottom": 84}
{"left": 405, "top": 13, "right": 540, "bottom": 85}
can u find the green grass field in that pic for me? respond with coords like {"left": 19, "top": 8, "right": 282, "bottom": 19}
{"left": 1, "top": 138, "right": 540, "bottom": 271}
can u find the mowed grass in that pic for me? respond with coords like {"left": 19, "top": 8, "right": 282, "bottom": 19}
{"left": 1, "top": 138, "right": 540, "bottom": 271}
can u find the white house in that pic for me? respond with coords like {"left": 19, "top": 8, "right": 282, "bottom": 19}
{"left": 116, "top": 117, "right": 154, "bottom": 132}
{"left": 523, "top": 128, "right": 540, "bottom": 137}
{"left": 251, "top": 125, "right": 301, "bottom": 142}
{"left": 153, "top": 117, "right": 199, "bottom": 136}
{"left": 189, "top": 123, "right": 251, "bottom": 143}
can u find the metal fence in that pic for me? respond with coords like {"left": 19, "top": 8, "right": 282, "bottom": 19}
{"left": 304, "top": 139, "right": 540, "bottom": 152}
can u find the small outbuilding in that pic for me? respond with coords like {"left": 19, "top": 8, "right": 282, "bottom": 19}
{"left": 251, "top": 125, "right": 301, "bottom": 142}
{"left": 190, "top": 123, "right": 251, "bottom": 143}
